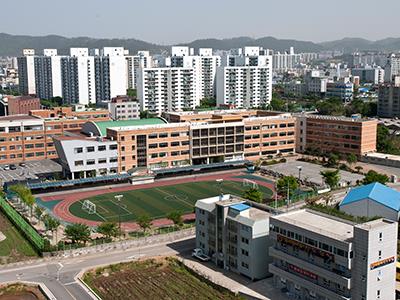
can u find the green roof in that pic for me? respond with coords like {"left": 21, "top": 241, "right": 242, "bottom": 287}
{"left": 94, "top": 118, "right": 167, "bottom": 136}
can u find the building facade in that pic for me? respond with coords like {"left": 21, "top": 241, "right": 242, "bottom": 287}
{"left": 296, "top": 114, "right": 377, "bottom": 156}
{"left": 269, "top": 209, "right": 397, "bottom": 300}
{"left": 137, "top": 67, "right": 197, "bottom": 115}
{"left": 7, "top": 96, "right": 40, "bottom": 115}
{"left": 195, "top": 194, "right": 272, "bottom": 280}
{"left": 378, "top": 82, "right": 400, "bottom": 118}
{"left": 108, "top": 95, "right": 140, "bottom": 120}
{"left": 326, "top": 82, "right": 354, "bottom": 101}
{"left": 351, "top": 67, "right": 385, "bottom": 85}
{"left": 17, "top": 49, "right": 36, "bottom": 95}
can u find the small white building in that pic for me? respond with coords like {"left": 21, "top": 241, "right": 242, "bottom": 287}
{"left": 339, "top": 182, "right": 400, "bottom": 221}
{"left": 108, "top": 95, "right": 140, "bottom": 120}
{"left": 195, "top": 194, "right": 272, "bottom": 280}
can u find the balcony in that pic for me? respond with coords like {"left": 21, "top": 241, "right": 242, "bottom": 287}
{"left": 269, "top": 247, "right": 351, "bottom": 289}
{"left": 269, "top": 264, "right": 350, "bottom": 300}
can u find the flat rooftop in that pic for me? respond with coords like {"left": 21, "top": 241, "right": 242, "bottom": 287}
{"left": 364, "top": 152, "right": 400, "bottom": 162}
{"left": 356, "top": 218, "right": 395, "bottom": 230}
{"left": 0, "top": 115, "right": 40, "bottom": 122}
{"left": 272, "top": 209, "right": 354, "bottom": 242}
{"left": 297, "top": 113, "right": 375, "bottom": 123}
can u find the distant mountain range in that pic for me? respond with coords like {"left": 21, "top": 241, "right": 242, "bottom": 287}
{"left": 1, "top": 33, "right": 400, "bottom": 57}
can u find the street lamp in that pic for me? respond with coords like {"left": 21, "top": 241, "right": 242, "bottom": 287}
{"left": 297, "top": 166, "right": 302, "bottom": 181}
{"left": 115, "top": 194, "right": 123, "bottom": 238}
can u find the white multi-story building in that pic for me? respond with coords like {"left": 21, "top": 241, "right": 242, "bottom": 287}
{"left": 269, "top": 209, "right": 397, "bottom": 300}
{"left": 18, "top": 47, "right": 131, "bottom": 105}
{"left": 17, "top": 49, "right": 36, "bottom": 95}
{"left": 352, "top": 66, "right": 385, "bottom": 84}
{"left": 137, "top": 67, "right": 196, "bottom": 115}
{"left": 195, "top": 194, "right": 272, "bottom": 280}
{"left": 384, "top": 54, "right": 400, "bottom": 82}
{"left": 108, "top": 95, "right": 140, "bottom": 120}
{"left": 216, "top": 47, "right": 272, "bottom": 108}
{"left": 34, "top": 49, "right": 63, "bottom": 99}
{"left": 125, "top": 51, "right": 153, "bottom": 89}
{"left": 272, "top": 47, "right": 302, "bottom": 73}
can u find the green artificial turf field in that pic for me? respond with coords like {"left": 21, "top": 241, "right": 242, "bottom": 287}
{"left": 69, "top": 180, "right": 272, "bottom": 223}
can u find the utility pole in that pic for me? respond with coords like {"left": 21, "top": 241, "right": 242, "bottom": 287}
{"left": 115, "top": 194, "right": 124, "bottom": 238}
{"left": 287, "top": 181, "right": 290, "bottom": 209}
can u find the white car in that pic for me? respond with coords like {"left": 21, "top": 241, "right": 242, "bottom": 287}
{"left": 192, "top": 248, "right": 211, "bottom": 262}
{"left": 3, "top": 165, "right": 10, "bottom": 170}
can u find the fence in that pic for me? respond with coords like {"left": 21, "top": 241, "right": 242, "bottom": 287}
{"left": 0, "top": 196, "right": 45, "bottom": 251}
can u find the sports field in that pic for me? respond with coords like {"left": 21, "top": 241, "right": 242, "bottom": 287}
{"left": 69, "top": 180, "right": 273, "bottom": 223}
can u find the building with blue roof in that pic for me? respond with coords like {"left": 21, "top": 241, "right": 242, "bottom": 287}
{"left": 339, "top": 182, "right": 400, "bottom": 221}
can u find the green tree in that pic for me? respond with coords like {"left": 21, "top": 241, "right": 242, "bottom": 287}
{"left": 140, "top": 110, "right": 155, "bottom": 119}
{"left": 376, "top": 125, "right": 400, "bottom": 155}
{"left": 97, "top": 222, "right": 118, "bottom": 239}
{"left": 270, "top": 98, "right": 286, "bottom": 111}
{"left": 127, "top": 88, "right": 137, "bottom": 98}
{"left": 243, "top": 188, "right": 263, "bottom": 203}
{"left": 346, "top": 153, "right": 357, "bottom": 168}
{"left": 167, "top": 211, "right": 183, "bottom": 227}
{"left": 362, "top": 170, "right": 389, "bottom": 185}
{"left": 136, "top": 214, "right": 152, "bottom": 233}
{"left": 327, "top": 153, "right": 339, "bottom": 168}
{"left": 320, "top": 169, "right": 341, "bottom": 189}
{"left": 64, "top": 223, "right": 91, "bottom": 245}
{"left": 198, "top": 97, "right": 216, "bottom": 108}
{"left": 9, "top": 184, "right": 35, "bottom": 218}
{"left": 277, "top": 176, "right": 299, "bottom": 198}
{"left": 34, "top": 206, "right": 44, "bottom": 224}
{"left": 316, "top": 98, "right": 345, "bottom": 116}
{"left": 355, "top": 165, "right": 363, "bottom": 174}
{"left": 43, "top": 215, "right": 61, "bottom": 243}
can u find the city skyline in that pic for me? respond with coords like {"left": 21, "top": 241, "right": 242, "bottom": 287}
{"left": 3, "top": 0, "right": 399, "bottom": 44}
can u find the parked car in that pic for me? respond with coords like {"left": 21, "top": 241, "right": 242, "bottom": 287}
{"left": 3, "top": 165, "right": 10, "bottom": 170}
{"left": 19, "top": 162, "right": 26, "bottom": 167}
{"left": 9, "top": 164, "right": 17, "bottom": 170}
{"left": 192, "top": 248, "right": 210, "bottom": 262}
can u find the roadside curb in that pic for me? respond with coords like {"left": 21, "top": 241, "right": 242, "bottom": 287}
{"left": 1, "top": 280, "right": 56, "bottom": 300}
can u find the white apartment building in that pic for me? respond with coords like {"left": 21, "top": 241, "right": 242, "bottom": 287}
{"left": 269, "top": 209, "right": 397, "bottom": 300}
{"left": 195, "top": 194, "right": 272, "bottom": 280}
{"left": 169, "top": 46, "right": 221, "bottom": 100}
{"left": 34, "top": 49, "right": 63, "bottom": 99}
{"left": 384, "top": 54, "right": 400, "bottom": 82}
{"left": 18, "top": 47, "right": 130, "bottom": 105}
{"left": 137, "top": 67, "right": 196, "bottom": 115}
{"left": 216, "top": 48, "right": 272, "bottom": 108}
{"left": 125, "top": 51, "right": 153, "bottom": 89}
{"left": 272, "top": 47, "right": 302, "bottom": 73}
{"left": 17, "top": 49, "right": 36, "bottom": 95}
{"left": 61, "top": 48, "right": 96, "bottom": 105}
{"left": 352, "top": 66, "right": 385, "bottom": 84}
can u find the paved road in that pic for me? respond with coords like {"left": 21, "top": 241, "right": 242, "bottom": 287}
{"left": 0, "top": 237, "right": 195, "bottom": 300}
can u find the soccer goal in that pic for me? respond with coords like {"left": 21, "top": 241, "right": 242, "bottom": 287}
{"left": 82, "top": 200, "right": 97, "bottom": 215}
{"left": 243, "top": 179, "right": 258, "bottom": 189}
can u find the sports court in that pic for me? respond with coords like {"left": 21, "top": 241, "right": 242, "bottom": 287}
{"left": 69, "top": 179, "right": 273, "bottom": 223}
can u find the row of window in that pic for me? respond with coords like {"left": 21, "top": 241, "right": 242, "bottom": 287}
{"left": 0, "top": 151, "right": 56, "bottom": 160}
{"left": 149, "top": 141, "right": 189, "bottom": 149}
{"left": 74, "top": 144, "right": 117, "bottom": 153}
{"left": 0, "top": 135, "right": 50, "bottom": 142}
{"left": 74, "top": 157, "right": 118, "bottom": 166}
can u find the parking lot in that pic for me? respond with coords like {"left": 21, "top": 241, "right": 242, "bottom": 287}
{"left": 0, "top": 160, "right": 62, "bottom": 183}
{"left": 261, "top": 160, "right": 364, "bottom": 187}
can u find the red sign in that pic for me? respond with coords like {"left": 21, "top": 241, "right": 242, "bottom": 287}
{"left": 288, "top": 263, "right": 318, "bottom": 280}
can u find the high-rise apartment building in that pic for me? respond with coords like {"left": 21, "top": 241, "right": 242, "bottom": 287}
{"left": 351, "top": 66, "right": 385, "bottom": 85}
{"left": 17, "top": 49, "right": 36, "bottom": 95}
{"left": 18, "top": 47, "right": 131, "bottom": 105}
{"left": 216, "top": 47, "right": 272, "bottom": 108}
{"left": 137, "top": 67, "right": 196, "bottom": 115}
{"left": 125, "top": 51, "right": 153, "bottom": 89}
{"left": 384, "top": 54, "right": 400, "bottom": 82}
{"left": 272, "top": 47, "right": 301, "bottom": 73}
{"left": 378, "top": 81, "right": 400, "bottom": 117}
{"left": 269, "top": 209, "right": 397, "bottom": 300}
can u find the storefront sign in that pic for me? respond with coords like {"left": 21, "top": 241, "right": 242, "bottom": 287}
{"left": 370, "top": 256, "right": 395, "bottom": 270}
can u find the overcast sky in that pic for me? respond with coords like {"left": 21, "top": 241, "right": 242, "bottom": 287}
{"left": 3, "top": 0, "right": 398, "bottom": 44}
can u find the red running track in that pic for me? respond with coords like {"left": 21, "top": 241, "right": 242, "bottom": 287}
{"left": 41, "top": 171, "right": 274, "bottom": 231}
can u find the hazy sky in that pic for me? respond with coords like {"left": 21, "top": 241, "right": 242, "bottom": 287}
{"left": 3, "top": 0, "right": 398, "bottom": 44}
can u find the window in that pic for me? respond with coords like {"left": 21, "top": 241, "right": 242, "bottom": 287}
{"left": 98, "top": 145, "right": 106, "bottom": 151}
{"left": 379, "top": 232, "right": 382, "bottom": 241}
{"left": 98, "top": 158, "right": 107, "bottom": 164}
{"left": 378, "top": 250, "right": 382, "bottom": 259}
{"left": 109, "top": 144, "right": 117, "bottom": 150}
{"left": 159, "top": 133, "right": 168, "bottom": 138}
{"left": 87, "top": 146, "right": 95, "bottom": 152}
{"left": 74, "top": 160, "right": 84, "bottom": 166}
{"left": 241, "top": 237, "right": 249, "bottom": 244}
{"left": 241, "top": 262, "right": 249, "bottom": 269}
{"left": 87, "top": 159, "right": 95, "bottom": 165}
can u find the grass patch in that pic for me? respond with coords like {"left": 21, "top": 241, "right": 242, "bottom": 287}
{"left": 0, "top": 211, "right": 37, "bottom": 264}
{"left": 83, "top": 257, "right": 243, "bottom": 300}
{"left": 0, "top": 283, "right": 45, "bottom": 300}
{"left": 70, "top": 180, "right": 273, "bottom": 222}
